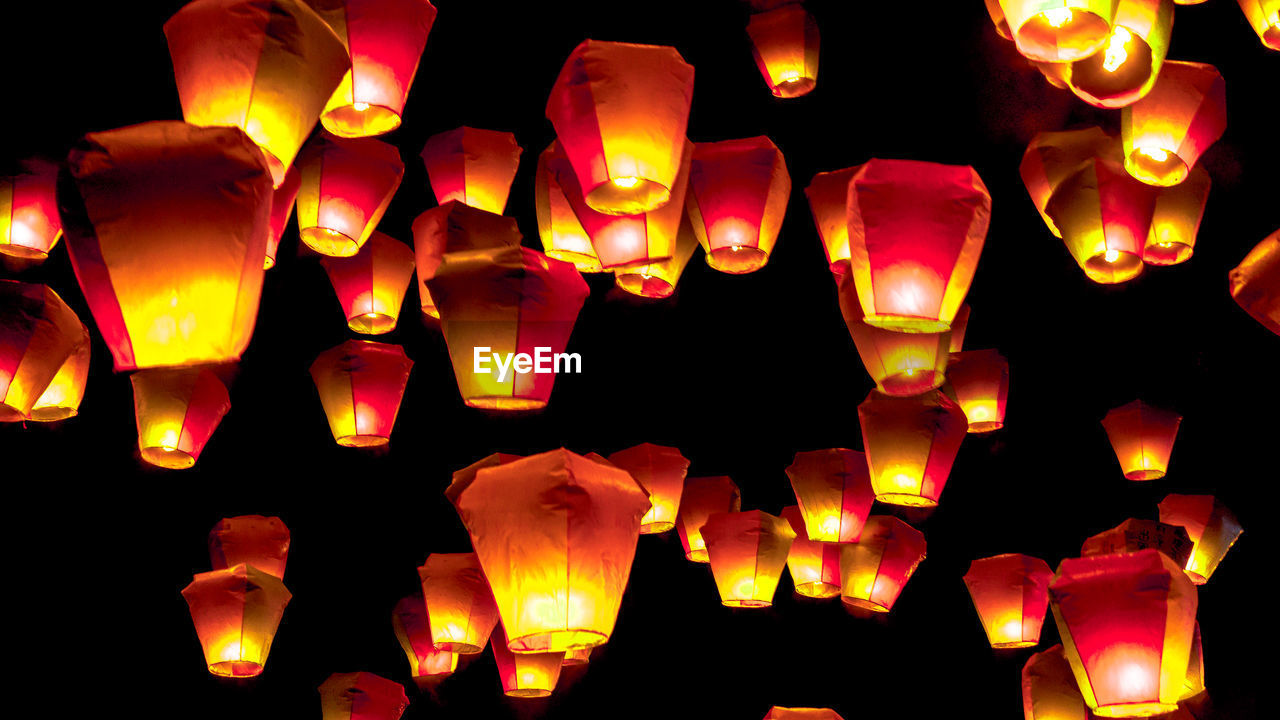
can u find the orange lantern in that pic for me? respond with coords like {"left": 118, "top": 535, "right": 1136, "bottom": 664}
{"left": 746, "top": 4, "right": 820, "bottom": 98}
{"left": 1066, "top": 0, "right": 1174, "bottom": 109}
{"left": 606, "top": 443, "right": 691, "bottom": 534}
{"left": 1, "top": 158, "right": 61, "bottom": 260}
{"left": 132, "top": 368, "right": 230, "bottom": 469}
{"left": 764, "top": 709, "right": 845, "bottom": 720}
{"left": 164, "top": 0, "right": 350, "bottom": 185}
{"left": 28, "top": 327, "right": 91, "bottom": 422}
{"left": 838, "top": 273, "right": 952, "bottom": 396}
{"left": 614, "top": 213, "right": 702, "bottom": 299}
{"left": 417, "top": 552, "right": 501, "bottom": 654}
{"left": 182, "top": 563, "right": 291, "bottom": 677}
{"left": 1046, "top": 155, "right": 1157, "bottom": 284}
{"left": 1183, "top": 622, "right": 1205, "bottom": 701}
{"left": 297, "top": 135, "right": 403, "bottom": 257}
{"left": 1100, "top": 399, "right": 1181, "bottom": 480}
{"left": 839, "top": 515, "right": 926, "bottom": 612}
{"left": 310, "top": 340, "right": 412, "bottom": 447}
{"left": 446, "top": 449, "right": 649, "bottom": 652}
{"left": 986, "top": 0, "right": 1015, "bottom": 39}
{"left": 780, "top": 505, "right": 842, "bottom": 599}
{"left": 1121, "top": 60, "right": 1227, "bottom": 187}
{"left": 1023, "top": 645, "right": 1091, "bottom": 720}
{"left": 392, "top": 596, "right": 458, "bottom": 688}
{"left": 422, "top": 127, "right": 522, "bottom": 214}
{"left": 962, "top": 553, "right": 1053, "bottom": 649}
{"left": 412, "top": 201, "right": 523, "bottom": 317}
{"left": 0, "top": 282, "right": 86, "bottom": 422}
{"left": 701, "top": 510, "right": 796, "bottom": 607}
{"left": 1158, "top": 494, "right": 1243, "bottom": 585}
{"left": 945, "top": 349, "right": 1010, "bottom": 432}
{"left": 1049, "top": 549, "right": 1198, "bottom": 717}
{"left": 546, "top": 39, "right": 695, "bottom": 215}
{"left": 426, "top": 246, "right": 589, "bottom": 411}
{"left": 805, "top": 165, "right": 859, "bottom": 276}
{"left": 318, "top": 672, "right": 408, "bottom": 720}
{"left": 1144, "top": 164, "right": 1209, "bottom": 266}
{"left": 1020, "top": 127, "right": 1119, "bottom": 238}
{"left": 676, "top": 476, "right": 742, "bottom": 562}
{"left": 320, "top": 232, "right": 415, "bottom": 334}
{"left": 209, "top": 515, "right": 290, "bottom": 578}
{"left": 1238, "top": 0, "right": 1280, "bottom": 49}
{"left": 563, "top": 647, "right": 593, "bottom": 666}
{"left": 1228, "top": 229, "right": 1280, "bottom": 336}
{"left": 949, "top": 303, "right": 971, "bottom": 352}
{"left": 686, "top": 136, "right": 791, "bottom": 274}
{"left": 265, "top": 165, "right": 302, "bottom": 269}
{"left": 1081, "top": 518, "right": 1192, "bottom": 569}
{"left": 858, "top": 389, "right": 968, "bottom": 507}
{"left": 1000, "top": 0, "right": 1121, "bottom": 62}
{"left": 784, "top": 448, "right": 875, "bottom": 544}
{"left": 491, "top": 625, "right": 564, "bottom": 698}
{"left": 536, "top": 141, "right": 605, "bottom": 273}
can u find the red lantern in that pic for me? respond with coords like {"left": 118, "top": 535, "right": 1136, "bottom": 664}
{"left": 784, "top": 448, "right": 875, "bottom": 544}
{"left": 838, "top": 273, "right": 952, "bottom": 396}
{"left": 0, "top": 282, "right": 86, "bottom": 422}
{"left": 1000, "top": 0, "right": 1121, "bottom": 63}
{"left": 1021, "top": 127, "right": 1119, "bottom": 238}
{"left": 490, "top": 625, "right": 564, "bottom": 698}
{"left": 182, "top": 563, "right": 291, "bottom": 677}
{"left": 208, "top": 515, "right": 290, "bottom": 579}
{"left": 1023, "top": 645, "right": 1091, "bottom": 720}
{"left": 676, "top": 476, "right": 742, "bottom": 562}
{"left": 701, "top": 510, "right": 796, "bottom": 607}
{"left": 417, "top": 552, "right": 501, "bottom": 654}
{"left": 392, "top": 596, "right": 457, "bottom": 689}
{"left": 310, "top": 340, "right": 412, "bottom": 447}
{"left": 1121, "top": 61, "right": 1226, "bottom": 187}
{"left": 606, "top": 443, "right": 691, "bottom": 534}
{"left": 945, "top": 349, "right": 1010, "bottom": 432}
{"left": 1238, "top": 0, "right": 1280, "bottom": 49}
{"left": 412, "top": 201, "right": 523, "bottom": 318}
{"left": 1144, "top": 164, "right": 1209, "bottom": 266}
{"left": 858, "top": 389, "right": 968, "bottom": 507}
{"left": 318, "top": 672, "right": 408, "bottom": 720}
{"left": 320, "top": 232, "right": 416, "bottom": 334}
{"left": 962, "top": 553, "right": 1053, "bottom": 648}
{"left": 1100, "top": 399, "right": 1181, "bottom": 480}
{"left": 28, "top": 327, "right": 91, "bottom": 422}
{"left": 806, "top": 165, "right": 859, "bottom": 276}
{"left": 265, "top": 165, "right": 302, "bottom": 269}
{"left": 780, "top": 505, "right": 842, "bottom": 599}
{"left": 614, "top": 213, "right": 702, "bottom": 298}
{"left": 1046, "top": 155, "right": 1156, "bottom": 284}
{"left": 1, "top": 158, "right": 61, "bottom": 260}
{"left": 686, "top": 136, "right": 791, "bottom": 274}
{"left": 1081, "top": 518, "right": 1192, "bottom": 570}
{"left": 1228, "top": 229, "right": 1280, "bottom": 336}
{"left": 297, "top": 134, "right": 404, "bottom": 257}
{"left": 839, "top": 515, "right": 926, "bottom": 613}
{"left": 746, "top": 4, "right": 820, "bottom": 98}
{"left": 132, "top": 368, "right": 231, "bottom": 470}
{"left": 1157, "top": 494, "right": 1243, "bottom": 585}
{"left": 421, "top": 127, "right": 522, "bottom": 214}
{"left": 1065, "top": 0, "right": 1174, "bottom": 109}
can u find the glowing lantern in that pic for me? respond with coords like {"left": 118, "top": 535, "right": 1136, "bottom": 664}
{"left": 0, "top": 282, "right": 85, "bottom": 422}
{"left": 318, "top": 672, "right": 408, "bottom": 720}
{"left": 297, "top": 135, "right": 403, "bottom": 257}
{"left": 1, "top": 158, "right": 61, "bottom": 260}
{"left": 701, "top": 510, "right": 795, "bottom": 607}
{"left": 392, "top": 596, "right": 458, "bottom": 688}
{"left": 536, "top": 141, "right": 604, "bottom": 273}
{"left": 838, "top": 273, "right": 952, "bottom": 396}
{"left": 746, "top": 4, "right": 819, "bottom": 98}
{"left": 839, "top": 515, "right": 926, "bottom": 612}
{"left": 426, "top": 246, "right": 588, "bottom": 411}
{"left": 446, "top": 449, "right": 649, "bottom": 652}
{"left": 417, "top": 552, "right": 500, "bottom": 654}
{"left": 986, "top": 0, "right": 1016, "bottom": 39}
{"left": 320, "top": 232, "right": 415, "bottom": 334}
{"left": 1081, "top": 519, "right": 1192, "bottom": 569}
{"left": 764, "top": 709, "right": 845, "bottom": 720}
{"left": 1066, "top": 0, "right": 1174, "bottom": 109}
{"left": 950, "top": 304, "right": 971, "bottom": 352}
{"left": 413, "top": 201, "right": 523, "bottom": 317}
{"left": 1228, "top": 229, "right": 1280, "bottom": 336}
{"left": 1046, "top": 155, "right": 1156, "bottom": 284}
{"left": 1100, "top": 399, "right": 1180, "bottom": 480}
{"left": 1049, "top": 549, "right": 1198, "bottom": 717}
{"left": 945, "top": 349, "right": 1010, "bottom": 432}
{"left": 615, "top": 213, "right": 702, "bottom": 298}
{"left": 1023, "top": 645, "right": 1090, "bottom": 720}
{"left": 1183, "top": 622, "right": 1205, "bottom": 701}
{"left": 1021, "top": 127, "right": 1119, "bottom": 238}
{"left": 164, "top": 0, "right": 350, "bottom": 185}
{"left": 491, "top": 626, "right": 564, "bottom": 698}
{"left": 1238, "top": 0, "right": 1280, "bottom": 49}
{"left": 310, "top": 340, "right": 412, "bottom": 447}
{"left": 132, "top": 368, "right": 230, "bottom": 470}
{"left": 265, "top": 165, "right": 302, "bottom": 269}
{"left": 1000, "top": 0, "right": 1121, "bottom": 62}
{"left": 962, "top": 553, "right": 1053, "bottom": 649}
{"left": 780, "top": 505, "right": 842, "bottom": 599}
{"left": 1121, "top": 61, "right": 1226, "bottom": 187}
{"left": 1158, "top": 494, "right": 1243, "bottom": 585}
{"left": 182, "top": 563, "right": 291, "bottom": 677}
{"left": 546, "top": 39, "right": 695, "bottom": 215}
{"left": 858, "top": 389, "right": 967, "bottom": 507}
{"left": 784, "top": 448, "right": 875, "bottom": 544}
{"left": 28, "top": 327, "right": 90, "bottom": 422}
{"left": 676, "top": 476, "right": 742, "bottom": 562}
{"left": 806, "top": 165, "right": 859, "bottom": 276}
{"left": 422, "top": 127, "right": 522, "bottom": 214}
{"left": 607, "top": 443, "right": 690, "bottom": 534}
{"left": 1144, "top": 165, "right": 1209, "bottom": 266}
{"left": 686, "top": 136, "right": 791, "bottom": 274}
{"left": 563, "top": 647, "right": 593, "bottom": 666}
{"left": 209, "top": 515, "right": 290, "bottom": 578}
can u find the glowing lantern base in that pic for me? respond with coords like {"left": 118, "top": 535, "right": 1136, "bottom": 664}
{"left": 132, "top": 367, "right": 231, "bottom": 470}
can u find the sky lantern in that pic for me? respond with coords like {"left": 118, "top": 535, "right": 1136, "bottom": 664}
{"left": 422, "top": 127, "right": 522, "bottom": 214}
{"left": 417, "top": 552, "right": 501, "bottom": 654}
{"left": 132, "top": 368, "right": 231, "bottom": 469}
{"left": 746, "top": 4, "right": 820, "bottom": 98}
{"left": 1238, "top": 0, "right": 1280, "bottom": 49}
{"left": 1144, "top": 165, "right": 1209, "bottom": 266}
{"left": 676, "top": 476, "right": 742, "bottom": 562}
{"left": 209, "top": 515, "right": 290, "bottom": 578}
{"left": 701, "top": 510, "right": 796, "bottom": 607}
{"left": 446, "top": 449, "right": 650, "bottom": 652}
{"left": 310, "top": 340, "right": 412, "bottom": 447}
{"left": 838, "top": 273, "right": 952, "bottom": 396}
{"left": 607, "top": 443, "right": 691, "bottom": 534}
{"left": 839, "top": 515, "right": 926, "bottom": 613}
{"left": 1023, "top": 645, "right": 1091, "bottom": 720}
{"left": 780, "top": 505, "right": 842, "bottom": 599}
{"left": 319, "top": 672, "right": 408, "bottom": 720}
{"left": 28, "top": 328, "right": 90, "bottom": 422}
{"left": 949, "top": 304, "right": 970, "bottom": 352}
{"left": 1049, "top": 549, "right": 1198, "bottom": 717}
{"left": 320, "top": 232, "right": 416, "bottom": 334}
{"left": 686, "top": 136, "right": 791, "bottom": 274}
{"left": 1, "top": 158, "right": 61, "bottom": 260}
{"left": 1046, "top": 155, "right": 1157, "bottom": 284}
{"left": 1121, "top": 60, "right": 1227, "bottom": 187}
{"left": 846, "top": 158, "right": 990, "bottom": 332}
{"left": 392, "top": 596, "right": 458, "bottom": 688}
{"left": 962, "top": 553, "right": 1054, "bottom": 649}
{"left": 806, "top": 165, "right": 859, "bottom": 276}
{"left": 413, "top": 201, "right": 523, "bottom": 317}
{"left": 1228, "top": 229, "right": 1280, "bottom": 336}
{"left": 1081, "top": 518, "right": 1192, "bottom": 569}
{"left": 614, "top": 213, "right": 702, "bottom": 298}
{"left": 491, "top": 626, "right": 564, "bottom": 698}
{"left": 426, "top": 246, "right": 588, "bottom": 411}
{"left": 1100, "top": 399, "right": 1181, "bottom": 480}
{"left": 945, "top": 349, "right": 1010, "bottom": 433}
{"left": 265, "top": 165, "right": 301, "bottom": 269}
{"left": 986, "top": 0, "right": 1015, "bottom": 39}
{"left": 536, "top": 141, "right": 605, "bottom": 273}
{"left": 297, "top": 135, "right": 404, "bottom": 257}
{"left": 999, "top": 0, "right": 1120, "bottom": 63}
{"left": 1158, "top": 494, "right": 1243, "bottom": 585}
{"left": 1021, "top": 127, "right": 1119, "bottom": 238}
{"left": 546, "top": 40, "right": 695, "bottom": 216}
{"left": 164, "top": 0, "right": 349, "bottom": 186}
{"left": 764, "top": 708, "right": 846, "bottom": 720}
{"left": 858, "top": 389, "right": 968, "bottom": 507}
{"left": 1066, "top": 0, "right": 1174, "bottom": 109}
{"left": 0, "top": 282, "right": 86, "bottom": 422}
{"left": 182, "top": 563, "right": 291, "bottom": 677}
{"left": 784, "top": 448, "right": 875, "bottom": 544}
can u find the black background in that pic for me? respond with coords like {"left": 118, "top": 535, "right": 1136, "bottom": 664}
{"left": 4, "top": 2, "right": 1276, "bottom": 719}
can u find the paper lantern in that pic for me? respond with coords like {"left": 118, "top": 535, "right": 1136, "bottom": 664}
{"left": 417, "top": 552, "right": 501, "bottom": 654}
{"left": 413, "top": 201, "right": 523, "bottom": 317}
{"left": 536, "top": 141, "right": 605, "bottom": 273}
{"left": 986, "top": 0, "right": 1016, "bottom": 39}
{"left": 209, "top": 515, "right": 290, "bottom": 579}
{"left": 310, "top": 340, "right": 412, "bottom": 447}
{"left": 676, "top": 476, "right": 742, "bottom": 562}
{"left": 318, "top": 672, "right": 408, "bottom": 720}
{"left": 1081, "top": 518, "right": 1192, "bottom": 569}
{"left": 491, "top": 625, "right": 564, "bottom": 698}
{"left": 764, "top": 708, "right": 845, "bottom": 720}
{"left": 1049, "top": 549, "right": 1198, "bottom": 717}
{"left": 1, "top": 158, "right": 61, "bottom": 260}
{"left": 60, "top": 122, "right": 274, "bottom": 372}
{"left": 297, "top": 135, "right": 403, "bottom": 257}
{"left": 164, "top": 0, "right": 350, "bottom": 185}
{"left": 28, "top": 327, "right": 90, "bottom": 422}
{"left": 949, "top": 304, "right": 971, "bottom": 352}
{"left": 392, "top": 596, "right": 458, "bottom": 688}
{"left": 320, "top": 232, "right": 415, "bottom": 334}
{"left": 1066, "top": 0, "right": 1174, "bottom": 109}
{"left": 1000, "top": 0, "right": 1120, "bottom": 62}
{"left": 686, "top": 136, "right": 791, "bottom": 274}
{"left": 182, "top": 563, "right": 291, "bottom": 677}
{"left": 1144, "top": 165, "right": 1209, "bottom": 266}
{"left": 1158, "top": 494, "right": 1243, "bottom": 585}
{"left": 945, "top": 349, "right": 1010, "bottom": 432}
{"left": 780, "top": 505, "right": 842, "bottom": 599}
{"left": 132, "top": 368, "right": 230, "bottom": 470}
{"left": 1021, "top": 128, "right": 1120, "bottom": 239}
{"left": 614, "top": 212, "right": 702, "bottom": 298}
{"left": 846, "top": 158, "right": 990, "bottom": 332}
{"left": 701, "top": 510, "right": 796, "bottom": 607}
{"left": 806, "top": 165, "right": 859, "bottom": 276}
{"left": 858, "top": 389, "right": 968, "bottom": 507}
{"left": 784, "top": 448, "right": 875, "bottom": 544}
{"left": 607, "top": 443, "right": 691, "bottom": 534}
{"left": 1023, "top": 645, "right": 1091, "bottom": 720}
{"left": 265, "top": 165, "right": 302, "bottom": 269}
{"left": 422, "top": 127, "right": 522, "bottom": 214}
{"left": 1121, "top": 61, "right": 1226, "bottom": 187}
{"left": 562, "top": 647, "right": 593, "bottom": 666}
{"left": 546, "top": 40, "right": 695, "bottom": 215}
{"left": 838, "top": 273, "right": 952, "bottom": 396}
{"left": 1100, "top": 399, "right": 1181, "bottom": 480}
{"left": 426, "top": 246, "right": 588, "bottom": 411}
{"left": 1228, "top": 229, "right": 1280, "bottom": 336}
{"left": 446, "top": 449, "right": 649, "bottom": 652}
{"left": 1183, "top": 622, "right": 1205, "bottom": 701}
{"left": 963, "top": 553, "right": 1053, "bottom": 649}
{"left": 746, "top": 4, "right": 819, "bottom": 98}
{"left": 1238, "top": 0, "right": 1280, "bottom": 49}
{"left": 0, "top": 282, "right": 85, "bottom": 421}
{"left": 1046, "top": 155, "right": 1156, "bottom": 284}
{"left": 839, "top": 515, "right": 926, "bottom": 612}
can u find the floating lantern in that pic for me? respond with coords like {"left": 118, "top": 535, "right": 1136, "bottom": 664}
{"left": 676, "top": 476, "right": 742, "bottom": 562}
{"left": 1049, "top": 549, "right": 1198, "bottom": 717}
{"left": 0, "top": 282, "right": 86, "bottom": 421}
{"left": 986, "top": 0, "right": 1015, "bottom": 39}
{"left": 182, "top": 563, "right": 291, "bottom": 677}
{"left": 780, "top": 505, "right": 842, "bottom": 599}
{"left": 265, "top": 165, "right": 302, "bottom": 269}
{"left": 491, "top": 626, "right": 564, "bottom": 698}
{"left": 209, "top": 515, "right": 290, "bottom": 578}
{"left": 546, "top": 40, "right": 695, "bottom": 215}
{"left": 320, "top": 232, "right": 415, "bottom": 334}
{"left": 805, "top": 165, "right": 859, "bottom": 276}
{"left": 949, "top": 304, "right": 971, "bottom": 352}
{"left": 1238, "top": 0, "right": 1280, "bottom": 49}
{"left": 607, "top": 443, "right": 691, "bottom": 534}
{"left": 318, "top": 672, "right": 408, "bottom": 720}
{"left": 1021, "top": 127, "right": 1119, "bottom": 238}
{"left": 838, "top": 273, "right": 952, "bottom": 396}
{"left": 1023, "top": 645, "right": 1091, "bottom": 720}
{"left": 614, "top": 213, "right": 702, "bottom": 298}
{"left": 422, "top": 127, "right": 522, "bottom": 214}
{"left": 1144, "top": 165, "right": 1209, "bottom": 266}
{"left": 297, "top": 135, "right": 403, "bottom": 257}
{"left": 784, "top": 448, "right": 875, "bottom": 544}
{"left": 1081, "top": 518, "right": 1192, "bottom": 569}
{"left": 746, "top": 4, "right": 819, "bottom": 98}
{"left": 686, "top": 136, "right": 791, "bottom": 274}
{"left": 392, "top": 596, "right": 458, "bottom": 688}
{"left": 764, "top": 709, "right": 845, "bottom": 720}
{"left": 701, "top": 510, "right": 796, "bottom": 607}
{"left": 164, "top": 0, "right": 350, "bottom": 185}
{"left": 858, "top": 389, "right": 968, "bottom": 507}
{"left": 413, "top": 201, "right": 523, "bottom": 317}
{"left": 1157, "top": 494, "right": 1243, "bottom": 585}
{"left": 1, "top": 158, "right": 61, "bottom": 260}
{"left": 310, "top": 340, "right": 412, "bottom": 447}
{"left": 132, "top": 368, "right": 230, "bottom": 469}
{"left": 417, "top": 552, "right": 501, "bottom": 654}
{"left": 945, "top": 349, "right": 1010, "bottom": 432}
{"left": 839, "top": 515, "right": 926, "bottom": 613}
{"left": 28, "top": 327, "right": 90, "bottom": 422}
{"left": 536, "top": 141, "right": 604, "bottom": 272}
{"left": 962, "top": 553, "right": 1053, "bottom": 649}
{"left": 1100, "top": 399, "right": 1181, "bottom": 480}
{"left": 1000, "top": 0, "right": 1121, "bottom": 63}
{"left": 563, "top": 647, "right": 593, "bottom": 666}
{"left": 1046, "top": 155, "right": 1156, "bottom": 284}
{"left": 1183, "top": 622, "right": 1205, "bottom": 701}
{"left": 1121, "top": 60, "right": 1226, "bottom": 187}
{"left": 1066, "top": 0, "right": 1174, "bottom": 109}
{"left": 1228, "top": 229, "right": 1280, "bottom": 336}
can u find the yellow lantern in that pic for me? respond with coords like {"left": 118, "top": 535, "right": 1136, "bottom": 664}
{"left": 296, "top": 134, "right": 404, "bottom": 257}
{"left": 318, "top": 672, "right": 408, "bottom": 720}
{"left": 1023, "top": 645, "right": 1091, "bottom": 720}
{"left": 132, "top": 368, "right": 231, "bottom": 470}
{"left": 1046, "top": 155, "right": 1156, "bottom": 284}
{"left": 1000, "top": 1, "right": 1121, "bottom": 63}
{"left": 701, "top": 510, "right": 796, "bottom": 607}
{"left": 535, "top": 141, "right": 604, "bottom": 273}
{"left": 491, "top": 625, "right": 564, "bottom": 698}
{"left": 784, "top": 448, "right": 875, "bottom": 544}
{"left": 1100, "top": 399, "right": 1181, "bottom": 480}
{"left": 421, "top": 127, "right": 522, "bottom": 214}
{"left": 962, "top": 553, "right": 1054, "bottom": 648}
{"left": 858, "top": 389, "right": 968, "bottom": 507}
{"left": 1144, "top": 165, "right": 1209, "bottom": 266}
{"left": 1238, "top": 0, "right": 1280, "bottom": 49}
{"left": 838, "top": 273, "right": 952, "bottom": 396}
{"left": 1230, "top": 229, "right": 1280, "bottom": 336}
{"left": 746, "top": 4, "right": 820, "bottom": 98}
{"left": 182, "top": 563, "right": 291, "bottom": 677}
{"left": 319, "top": 232, "right": 416, "bottom": 334}
{"left": 412, "top": 200, "right": 523, "bottom": 317}
{"left": 28, "top": 329, "right": 91, "bottom": 422}
{"left": 606, "top": 443, "right": 690, "bottom": 534}
{"left": 686, "top": 136, "right": 791, "bottom": 274}
{"left": 780, "top": 505, "right": 842, "bottom": 599}
{"left": 676, "top": 476, "right": 742, "bottom": 562}
{"left": 417, "top": 552, "right": 501, "bottom": 654}
{"left": 0, "top": 282, "right": 86, "bottom": 422}
{"left": 805, "top": 165, "right": 859, "bottom": 276}
{"left": 1021, "top": 128, "right": 1119, "bottom": 238}
{"left": 392, "top": 596, "right": 458, "bottom": 688}
{"left": 1066, "top": 0, "right": 1174, "bottom": 109}
{"left": 839, "top": 515, "right": 926, "bottom": 613}
{"left": 1158, "top": 494, "right": 1243, "bottom": 585}
{"left": 1121, "top": 60, "right": 1226, "bottom": 187}
{"left": 945, "top": 349, "right": 1010, "bottom": 432}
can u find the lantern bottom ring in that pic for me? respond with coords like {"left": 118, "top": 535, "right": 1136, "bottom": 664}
{"left": 26, "top": 405, "right": 78, "bottom": 422}
{"left": 1265, "top": 26, "right": 1280, "bottom": 50}
{"left": 616, "top": 272, "right": 675, "bottom": 298}
{"left": 208, "top": 660, "right": 265, "bottom": 678}
{"left": 1185, "top": 569, "right": 1208, "bottom": 585}
{"left": 1143, "top": 241, "right": 1193, "bottom": 266}
{"left": 585, "top": 178, "right": 671, "bottom": 217}
{"left": 1122, "top": 469, "right": 1166, "bottom": 481}
{"left": 435, "top": 640, "right": 484, "bottom": 654}
{"left": 1091, "top": 702, "right": 1180, "bottom": 718}
{"left": 321, "top": 104, "right": 403, "bottom": 139}
{"left": 794, "top": 582, "right": 841, "bottom": 599}
{"left": 141, "top": 445, "right": 197, "bottom": 470}
{"left": 0, "top": 405, "right": 27, "bottom": 422}
{"left": 705, "top": 246, "right": 769, "bottom": 274}
{"left": 841, "top": 596, "right": 890, "bottom": 613}
{"left": 1014, "top": 11, "right": 1113, "bottom": 63}
{"left": 0, "top": 243, "right": 49, "bottom": 260}
{"left": 686, "top": 550, "right": 710, "bottom": 563}
{"left": 722, "top": 599, "right": 773, "bottom": 608}
{"left": 508, "top": 629, "right": 607, "bottom": 654}
{"left": 464, "top": 397, "right": 549, "bottom": 411}
{"left": 989, "top": 640, "right": 1037, "bottom": 649}
{"left": 967, "top": 420, "right": 1003, "bottom": 433}
{"left": 336, "top": 434, "right": 390, "bottom": 448}
{"left": 874, "top": 492, "right": 938, "bottom": 508}
{"left": 544, "top": 249, "right": 606, "bottom": 273}
{"left": 1083, "top": 250, "right": 1144, "bottom": 284}
{"left": 860, "top": 314, "right": 952, "bottom": 334}
{"left": 301, "top": 227, "right": 362, "bottom": 258}
{"left": 1124, "top": 149, "right": 1189, "bottom": 187}
{"left": 639, "top": 521, "right": 675, "bottom": 534}
{"left": 347, "top": 312, "right": 398, "bottom": 335}
{"left": 770, "top": 75, "right": 816, "bottom": 99}
{"left": 880, "top": 370, "right": 946, "bottom": 396}
{"left": 506, "top": 688, "right": 553, "bottom": 699}
{"left": 421, "top": 305, "right": 441, "bottom": 320}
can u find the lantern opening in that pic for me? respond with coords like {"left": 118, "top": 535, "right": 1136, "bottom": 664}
{"left": 302, "top": 226, "right": 362, "bottom": 258}
{"left": 615, "top": 271, "right": 676, "bottom": 299}
{"left": 323, "top": 102, "right": 402, "bottom": 138}
{"left": 1126, "top": 146, "right": 1186, "bottom": 187}
{"left": 1085, "top": 247, "right": 1144, "bottom": 283}
{"left": 1016, "top": 8, "right": 1113, "bottom": 62}
{"left": 707, "top": 244, "right": 770, "bottom": 274}
{"left": 588, "top": 177, "right": 670, "bottom": 217}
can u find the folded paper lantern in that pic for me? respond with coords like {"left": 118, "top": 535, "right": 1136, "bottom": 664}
{"left": 858, "top": 389, "right": 968, "bottom": 507}
{"left": 686, "top": 136, "right": 791, "bottom": 274}
{"left": 422, "top": 127, "right": 522, "bottom": 214}
{"left": 320, "top": 232, "right": 416, "bottom": 334}
{"left": 945, "top": 349, "right": 1010, "bottom": 432}
{"left": 1183, "top": 622, "right": 1205, "bottom": 701}
{"left": 132, "top": 368, "right": 231, "bottom": 470}
{"left": 546, "top": 40, "right": 695, "bottom": 215}
{"left": 1228, "top": 229, "right": 1280, "bottom": 336}
{"left": 764, "top": 708, "right": 846, "bottom": 720}
{"left": 1081, "top": 518, "right": 1192, "bottom": 569}
{"left": 780, "top": 505, "right": 842, "bottom": 598}
{"left": 417, "top": 552, "right": 501, "bottom": 654}
{"left": 413, "top": 201, "right": 524, "bottom": 317}
{"left": 986, "top": 0, "right": 1015, "bottom": 39}
{"left": 614, "top": 212, "right": 702, "bottom": 298}
{"left": 28, "top": 327, "right": 90, "bottom": 422}
{"left": 1101, "top": 399, "right": 1181, "bottom": 480}
{"left": 297, "top": 135, "right": 403, "bottom": 257}
{"left": 311, "top": 340, "right": 412, "bottom": 447}
{"left": 846, "top": 158, "right": 990, "bottom": 332}
{"left": 784, "top": 448, "right": 875, "bottom": 544}
{"left": 1, "top": 158, "right": 61, "bottom": 260}
{"left": 392, "top": 596, "right": 458, "bottom": 688}
{"left": 209, "top": 515, "right": 290, "bottom": 578}
{"left": 319, "top": 672, "right": 408, "bottom": 720}
{"left": 1066, "top": 0, "right": 1173, "bottom": 109}
{"left": 1021, "top": 127, "right": 1120, "bottom": 238}
{"left": 265, "top": 165, "right": 302, "bottom": 269}
{"left": 963, "top": 553, "right": 1054, "bottom": 649}
{"left": 536, "top": 141, "right": 605, "bottom": 273}
{"left": 1023, "top": 645, "right": 1091, "bottom": 720}
{"left": 1046, "top": 155, "right": 1156, "bottom": 284}
{"left": 676, "top": 476, "right": 742, "bottom": 562}
{"left": 1049, "top": 549, "right": 1198, "bottom": 717}
{"left": 839, "top": 515, "right": 926, "bottom": 612}
{"left": 1121, "top": 61, "right": 1226, "bottom": 187}
{"left": 426, "top": 246, "right": 588, "bottom": 410}
{"left": 0, "top": 282, "right": 86, "bottom": 421}
{"left": 806, "top": 165, "right": 860, "bottom": 276}
{"left": 182, "top": 563, "right": 291, "bottom": 677}
{"left": 949, "top": 304, "right": 971, "bottom": 352}
{"left": 1158, "top": 494, "right": 1243, "bottom": 585}
{"left": 1238, "top": 0, "right": 1280, "bottom": 49}
{"left": 606, "top": 443, "right": 690, "bottom": 534}
{"left": 491, "top": 625, "right": 564, "bottom": 698}
{"left": 1144, "top": 164, "right": 1209, "bottom": 266}
{"left": 1000, "top": 0, "right": 1120, "bottom": 62}
{"left": 746, "top": 4, "right": 819, "bottom": 98}
{"left": 701, "top": 510, "right": 796, "bottom": 607}
{"left": 838, "top": 273, "right": 952, "bottom": 396}
{"left": 164, "top": 0, "right": 350, "bottom": 185}
{"left": 60, "top": 122, "right": 274, "bottom": 372}
{"left": 562, "top": 647, "right": 593, "bottom": 666}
